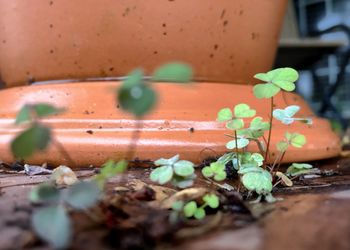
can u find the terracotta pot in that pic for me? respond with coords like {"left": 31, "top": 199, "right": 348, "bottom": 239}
{"left": 0, "top": 82, "right": 341, "bottom": 166}
{"left": 0, "top": 0, "right": 287, "bottom": 87}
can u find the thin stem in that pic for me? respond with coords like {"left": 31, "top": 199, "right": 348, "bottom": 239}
{"left": 234, "top": 130, "right": 240, "bottom": 170}
{"left": 264, "top": 97, "right": 274, "bottom": 164}
{"left": 52, "top": 139, "right": 76, "bottom": 166}
{"left": 274, "top": 151, "right": 287, "bottom": 174}
{"left": 126, "top": 119, "right": 143, "bottom": 160}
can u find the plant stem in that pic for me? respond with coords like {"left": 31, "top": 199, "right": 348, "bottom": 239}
{"left": 126, "top": 119, "right": 143, "bottom": 160}
{"left": 52, "top": 139, "right": 76, "bottom": 166}
{"left": 234, "top": 130, "right": 240, "bottom": 170}
{"left": 264, "top": 97, "right": 274, "bottom": 164}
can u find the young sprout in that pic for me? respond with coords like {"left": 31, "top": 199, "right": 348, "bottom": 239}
{"left": 174, "top": 193, "right": 220, "bottom": 220}
{"left": 202, "top": 161, "right": 227, "bottom": 181}
{"left": 150, "top": 155, "right": 196, "bottom": 188}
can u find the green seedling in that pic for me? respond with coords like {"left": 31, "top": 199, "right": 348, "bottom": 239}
{"left": 117, "top": 62, "right": 192, "bottom": 117}
{"left": 211, "top": 67, "right": 313, "bottom": 202}
{"left": 95, "top": 160, "right": 128, "bottom": 188}
{"left": 171, "top": 193, "right": 220, "bottom": 220}
{"left": 286, "top": 163, "right": 317, "bottom": 177}
{"left": 202, "top": 161, "right": 227, "bottom": 181}
{"left": 253, "top": 67, "right": 298, "bottom": 99}
{"left": 11, "top": 103, "right": 64, "bottom": 159}
{"left": 30, "top": 181, "right": 101, "bottom": 249}
{"left": 273, "top": 105, "right": 312, "bottom": 125}
{"left": 150, "top": 155, "right": 196, "bottom": 188}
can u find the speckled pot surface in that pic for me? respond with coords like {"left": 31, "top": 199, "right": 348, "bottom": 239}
{"left": 0, "top": 0, "right": 287, "bottom": 86}
{"left": 0, "top": 82, "right": 341, "bottom": 166}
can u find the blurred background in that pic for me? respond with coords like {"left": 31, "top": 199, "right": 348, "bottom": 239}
{"left": 276, "top": 0, "right": 350, "bottom": 131}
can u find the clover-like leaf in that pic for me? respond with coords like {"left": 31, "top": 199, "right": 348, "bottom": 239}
{"left": 277, "top": 141, "right": 289, "bottom": 152}
{"left": 291, "top": 163, "right": 313, "bottom": 169}
{"left": 173, "top": 160, "right": 195, "bottom": 177}
{"left": 194, "top": 207, "right": 206, "bottom": 220}
{"left": 253, "top": 68, "right": 299, "bottom": 98}
{"left": 203, "top": 194, "right": 219, "bottom": 209}
{"left": 286, "top": 132, "right": 306, "bottom": 148}
{"left": 268, "top": 68, "right": 298, "bottom": 91}
{"left": 286, "top": 163, "right": 315, "bottom": 177}
{"left": 171, "top": 201, "right": 184, "bottom": 211}
{"left": 242, "top": 170, "right": 273, "bottom": 194}
{"left": 15, "top": 105, "right": 31, "bottom": 124}
{"left": 64, "top": 181, "right": 101, "bottom": 210}
{"left": 118, "top": 84, "right": 157, "bottom": 117}
{"left": 150, "top": 165, "right": 173, "bottom": 185}
{"left": 253, "top": 83, "right": 280, "bottom": 99}
{"left": 202, "top": 166, "right": 214, "bottom": 178}
{"left": 226, "top": 119, "right": 244, "bottom": 130}
{"left": 152, "top": 62, "right": 193, "bottom": 83}
{"left": 217, "top": 108, "right": 233, "bottom": 121}
{"left": 251, "top": 153, "right": 264, "bottom": 166}
{"left": 234, "top": 104, "right": 256, "bottom": 118}
{"left": 172, "top": 176, "right": 195, "bottom": 189}
{"left": 154, "top": 154, "right": 180, "bottom": 166}
{"left": 226, "top": 138, "right": 250, "bottom": 149}
{"left": 32, "top": 205, "right": 71, "bottom": 249}
{"left": 273, "top": 105, "right": 300, "bottom": 125}
{"left": 100, "top": 160, "right": 128, "bottom": 179}
{"left": 11, "top": 124, "right": 51, "bottom": 159}
{"left": 184, "top": 201, "right": 197, "bottom": 217}
{"left": 33, "top": 104, "right": 64, "bottom": 118}
{"left": 29, "top": 183, "right": 60, "bottom": 204}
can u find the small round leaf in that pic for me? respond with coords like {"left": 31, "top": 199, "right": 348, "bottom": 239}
{"left": 150, "top": 165, "right": 173, "bottom": 184}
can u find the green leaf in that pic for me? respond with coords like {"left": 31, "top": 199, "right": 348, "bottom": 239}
{"left": 254, "top": 73, "right": 271, "bottom": 82}
{"left": 202, "top": 166, "right": 214, "bottom": 177}
{"left": 226, "top": 119, "right": 244, "bottom": 130}
{"left": 11, "top": 124, "right": 51, "bottom": 159}
{"left": 277, "top": 141, "right": 289, "bottom": 152}
{"left": 214, "top": 170, "right": 227, "bottom": 181}
{"left": 291, "top": 163, "right": 313, "bottom": 169}
{"left": 15, "top": 105, "right": 31, "bottom": 124}
{"left": 171, "top": 201, "right": 184, "bottom": 211}
{"left": 173, "top": 177, "right": 195, "bottom": 189}
{"left": 253, "top": 83, "right": 280, "bottom": 99}
{"left": 226, "top": 138, "right": 250, "bottom": 149}
{"left": 234, "top": 104, "right": 256, "bottom": 118}
{"left": 217, "top": 108, "right": 233, "bottom": 121}
{"left": 122, "top": 69, "right": 144, "bottom": 88}
{"left": 118, "top": 84, "right": 157, "bottom": 117}
{"left": 154, "top": 154, "right": 180, "bottom": 166}
{"left": 194, "top": 207, "right": 206, "bottom": 220}
{"left": 203, "top": 194, "right": 219, "bottom": 209}
{"left": 289, "top": 133, "right": 306, "bottom": 148}
{"left": 251, "top": 153, "right": 264, "bottom": 166}
{"left": 64, "top": 181, "right": 101, "bottom": 210}
{"left": 100, "top": 160, "right": 128, "bottom": 178}
{"left": 273, "top": 105, "right": 300, "bottom": 125}
{"left": 152, "top": 63, "right": 193, "bottom": 83}
{"left": 150, "top": 165, "right": 173, "bottom": 185}
{"left": 269, "top": 68, "right": 298, "bottom": 91}
{"left": 173, "top": 160, "right": 195, "bottom": 177}
{"left": 184, "top": 201, "right": 197, "bottom": 217}
{"left": 33, "top": 104, "right": 64, "bottom": 118}
{"left": 29, "top": 183, "right": 60, "bottom": 203}
{"left": 32, "top": 205, "right": 71, "bottom": 249}
{"left": 242, "top": 171, "right": 273, "bottom": 194}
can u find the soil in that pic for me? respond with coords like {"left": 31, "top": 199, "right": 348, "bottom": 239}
{"left": 1, "top": 156, "right": 350, "bottom": 250}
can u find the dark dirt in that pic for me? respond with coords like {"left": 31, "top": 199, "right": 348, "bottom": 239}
{"left": 1, "top": 157, "right": 350, "bottom": 250}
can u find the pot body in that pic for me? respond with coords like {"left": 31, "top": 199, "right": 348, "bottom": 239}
{"left": 0, "top": 82, "right": 341, "bottom": 166}
{"left": 0, "top": 0, "right": 287, "bottom": 86}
